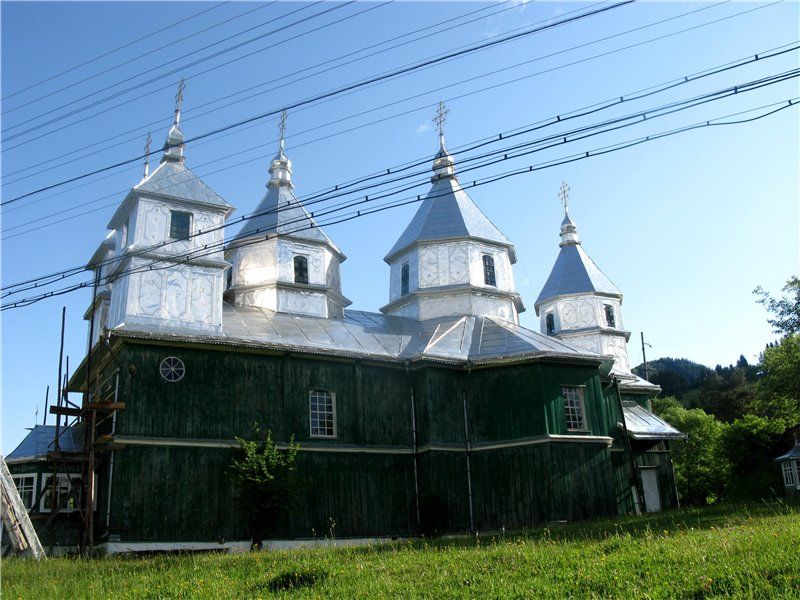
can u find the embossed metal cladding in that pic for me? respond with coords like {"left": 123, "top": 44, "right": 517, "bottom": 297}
{"left": 621, "top": 403, "right": 686, "bottom": 441}
{"left": 225, "top": 112, "right": 351, "bottom": 319}
{"left": 382, "top": 110, "right": 523, "bottom": 323}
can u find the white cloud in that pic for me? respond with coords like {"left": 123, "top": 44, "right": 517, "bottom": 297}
{"left": 416, "top": 122, "right": 431, "bottom": 135}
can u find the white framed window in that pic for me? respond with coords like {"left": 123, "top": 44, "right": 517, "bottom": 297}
{"left": 39, "top": 473, "right": 82, "bottom": 513}
{"left": 562, "top": 386, "right": 587, "bottom": 432}
{"left": 309, "top": 389, "right": 336, "bottom": 438}
{"left": 11, "top": 474, "right": 36, "bottom": 510}
{"left": 783, "top": 461, "right": 799, "bottom": 487}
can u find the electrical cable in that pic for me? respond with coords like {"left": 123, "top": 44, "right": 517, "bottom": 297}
{"left": 3, "top": 97, "right": 795, "bottom": 311}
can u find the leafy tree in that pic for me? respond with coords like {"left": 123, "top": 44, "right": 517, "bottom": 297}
{"left": 229, "top": 426, "right": 299, "bottom": 550}
{"left": 753, "top": 275, "right": 800, "bottom": 335}
{"left": 720, "top": 414, "right": 786, "bottom": 500}
{"left": 654, "top": 401, "right": 729, "bottom": 505}
{"left": 751, "top": 334, "right": 800, "bottom": 424}
{"left": 698, "top": 368, "right": 754, "bottom": 423}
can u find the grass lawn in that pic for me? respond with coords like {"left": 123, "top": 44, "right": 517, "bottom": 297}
{"left": 3, "top": 502, "right": 799, "bottom": 599}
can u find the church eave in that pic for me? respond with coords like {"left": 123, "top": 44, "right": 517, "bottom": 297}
{"left": 227, "top": 280, "right": 352, "bottom": 307}
{"left": 378, "top": 284, "right": 524, "bottom": 314}
{"left": 534, "top": 290, "right": 624, "bottom": 315}
{"left": 226, "top": 232, "right": 346, "bottom": 263}
{"left": 557, "top": 326, "right": 632, "bottom": 342}
{"left": 383, "top": 236, "right": 516, "bottom": 265}
{"left": 107, "top": 250, "right": 229, "bottom": 279}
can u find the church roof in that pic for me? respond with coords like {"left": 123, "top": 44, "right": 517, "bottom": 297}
{"left": 230, "top": 182, "right": 343, "bottom": 257}
{"left": 535, "top": 243, "right": 621, "bottom": 308}
{"left": 134, "top": 159, "right": 232, "bottom": 210}
{"left": 109, "top": 303, "right": 601, "bottom": 366}
{"left": 385, "top": 165, "right": 514, "bottom": 263}
{"left": 6, "top": 425, "right": 84, "bottom": 463}
{"left": 621, "top": 402, "right": 685, "bottom": 441}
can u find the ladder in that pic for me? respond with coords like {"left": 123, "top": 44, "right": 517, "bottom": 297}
{"left": 0, "top": 455, "right": 45, "bottom": 559}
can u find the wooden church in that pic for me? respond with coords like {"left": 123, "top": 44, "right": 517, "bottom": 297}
{"left": 10, "top": 96, "right": 684, "bottom": 553}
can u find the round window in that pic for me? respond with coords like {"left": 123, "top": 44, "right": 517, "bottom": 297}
{"left": 159, "top": 357, "right": 185, "bottom": 382}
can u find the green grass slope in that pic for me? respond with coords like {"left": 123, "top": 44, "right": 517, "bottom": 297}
{"left": 3, "top": 503, "right": 799, "bottom": 599}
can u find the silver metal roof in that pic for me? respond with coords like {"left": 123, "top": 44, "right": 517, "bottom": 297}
{"left": 6, "top": 425, "right": 84, "bottom": 463}
{"left": 134, "top": 159, "right": 232, "bottom": 210}
{"left": 230, "top": 182, "right": 343, "bottom": 257}
{"left": 535, "top": 243, "right": 621, "bottom": 307}
{"left": 385, "top": 175, "right": 515, "bottom": 262}
{"left": 622, "top": 403, "right": 685, "bottom": 440}
{"left": 113, "top": 303, "right": 600, "bottom": 366}
{"left": 775, "top": 444, "right": 800, "bottom": 462}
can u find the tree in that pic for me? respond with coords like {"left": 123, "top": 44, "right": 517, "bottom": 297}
{"left": 753, "top": 276, "right": 800, "bottom": 335}
{"left": 229, "top": 426, "right": 299, "bottom": 550}
{"left": 751, "top": 334, "right": 800, "bottom": 424}
{"left": 720, "top": 414, "right": 786, "bottom": 500}
{"left": 655, "top": 401, "right": 729, "bottom": 505}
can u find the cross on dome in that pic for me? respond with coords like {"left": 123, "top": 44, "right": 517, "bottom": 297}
{"left": 559, "top": 180, "right": 571, "bottom": 215}
{"left": 433, "top": 100, "right": 449, "bottom": 144}
{"left": 278, "top": 109, "right": 288, "bottom": 151}
{"left": 142, "top": 132, "right": 152, "bottom": 179}
{"left": 174, "top": 77, "right": 185, "bottom": 125}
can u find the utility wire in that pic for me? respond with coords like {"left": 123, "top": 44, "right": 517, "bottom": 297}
{"left": 0, "top": 3, "right": 691, "bottom": 206}
{"left": 5, "top": 36, "right": 796, "bottom": 237}
{"left": 3, "top": 97, "right": 795, "bottom": 311}
{"left": 4, "top": 73, "right": 796, "bottom": 297}
{"left": 1, "top": 3, "right": 276, "bottom": 115}
{"left": 1, "top": 0, "right": 614, "bottom": 153}
{"left": 0, "top": 1, "right": 230, "bottom": 101}
{"left": 2, "top": 0, "right": 523, "bottom": 181}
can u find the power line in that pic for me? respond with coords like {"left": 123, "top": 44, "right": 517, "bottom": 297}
{"left": 3, "top": 97, "right": 795, "bottom": 311}
{"left": 2, "top": 0, "right": 523, "bottom": 181}
{"left": 1, "top": 0, "right": 614, "bottom": 154}
{"left": 4, "top": 74, "right": 796, "bottom": 297}
{"left": 0, "top": 1, "right": 230, "bottom": 101}
{"left": 0, "top": 3, "right": 695, "bottom": 206}
{"left": 1, "top": 3, "right": 277, "bottom": 115}
{"left": 1, "top": 1, "right": 353, "bottom": 139}
{"left": 5, "top": 29, "right": 796, "bottom": 236}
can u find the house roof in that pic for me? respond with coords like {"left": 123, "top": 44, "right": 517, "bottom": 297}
{"left": 6, "top": 425, "right": 84, "bottom": 463}
{"left": 385, "top": 174, "right": 514, "bottom": 262}
{"left": 621, "top": 403, "right": 685, "bottom": 441}
{"left": 107, "top": 302, "right": 603, "bottom": 367}
{"left": 775, "top": 444, "right": 800, "bottom": 462}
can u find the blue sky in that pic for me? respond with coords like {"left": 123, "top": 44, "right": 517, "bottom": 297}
{"left": 2, "top": 1, "right": 798, "bottom": 453}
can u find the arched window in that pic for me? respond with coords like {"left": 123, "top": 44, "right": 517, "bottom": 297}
{"left": 482, "top": 255, "right": 496, "bottom": 287}
{"left": 604, "top": 304, "right": 616, "bottom": 328}
{"left": 401, "top": 263, "right": 410, "bottom": 296}
{"left": 546, "top": 313, "right": 555, "bottom": 336}
{"left": 294, "top": 255, "right": 309, "bottom": 284}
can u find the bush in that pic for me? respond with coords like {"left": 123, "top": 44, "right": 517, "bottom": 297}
{"left": 721, "top": 414, "right": 786, "bottom": 500}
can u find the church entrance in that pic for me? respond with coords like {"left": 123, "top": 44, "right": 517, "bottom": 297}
{"left": 640, "top": 468, "right": 661, "bottom": 513}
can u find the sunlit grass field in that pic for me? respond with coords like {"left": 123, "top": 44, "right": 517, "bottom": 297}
{"left": 3, "top": 503, "right": 799, "bottom": 599}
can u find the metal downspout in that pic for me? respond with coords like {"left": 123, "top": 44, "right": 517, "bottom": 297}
{"left": 614, "top": 377, "right": 642, "bottom": 515}
{"left": 462, "top": 369, "right": 474, "bottom": 533}
{"left": 405, "top": 362, "right": 421, "bottom": 529}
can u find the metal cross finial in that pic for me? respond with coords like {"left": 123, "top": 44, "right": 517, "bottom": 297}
{"left": 559, "top": 180, "right": 571, "bottom": 215}
{"left": 174, "top": 77, "right": 186, "bottom": 124}
{"left": 278, "top": 109, "right": 288, "bottom": 151}
{"left": 433, "top": 100, "right": 449, "bottom": 140}
{"left": 143, "top": 132, "right": 152, "bottom": 178}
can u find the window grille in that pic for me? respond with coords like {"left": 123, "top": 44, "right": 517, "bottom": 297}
{"left": 483, "top": 255, "right": 496, "bottom": 287}
{"left": 169, "top": 211, "right": 191, "bottom": 240}
{"left": 401, "top": 263, "right": 410, "bottom": 296}
{"left": 12, "top": 475, "right": 36, "bottom": 510}
{"left": 562, "top": 386, "right": 587, "bottom": 431}
{"left": 783, "top": 461, "right": 799, "bottom": 486}
{"left": 309, "top": 389, "right": 336, "bottom": 437}
{"left": 160, "top": 357, "right": 185, "bottom": 382}
{"left": 294, "top": 255, "right": 309, "bottom": 284}
{"left": 546, "top": 313, "right": 556, "bottom": 336}
{"left": 604, "top": 304, "right": 616, "bottom": 328}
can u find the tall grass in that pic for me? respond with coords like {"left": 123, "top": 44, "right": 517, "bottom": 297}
{"left": 3, "top": 502, "right": 798, "bottom": 599}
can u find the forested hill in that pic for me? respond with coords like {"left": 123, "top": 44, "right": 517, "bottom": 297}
{"left": 632, "top": 357, "right": 713, "bottom": 398}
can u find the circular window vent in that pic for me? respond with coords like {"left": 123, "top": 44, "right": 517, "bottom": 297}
{"left": 159, "top": 357, "right": 185, "bottom": 382}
